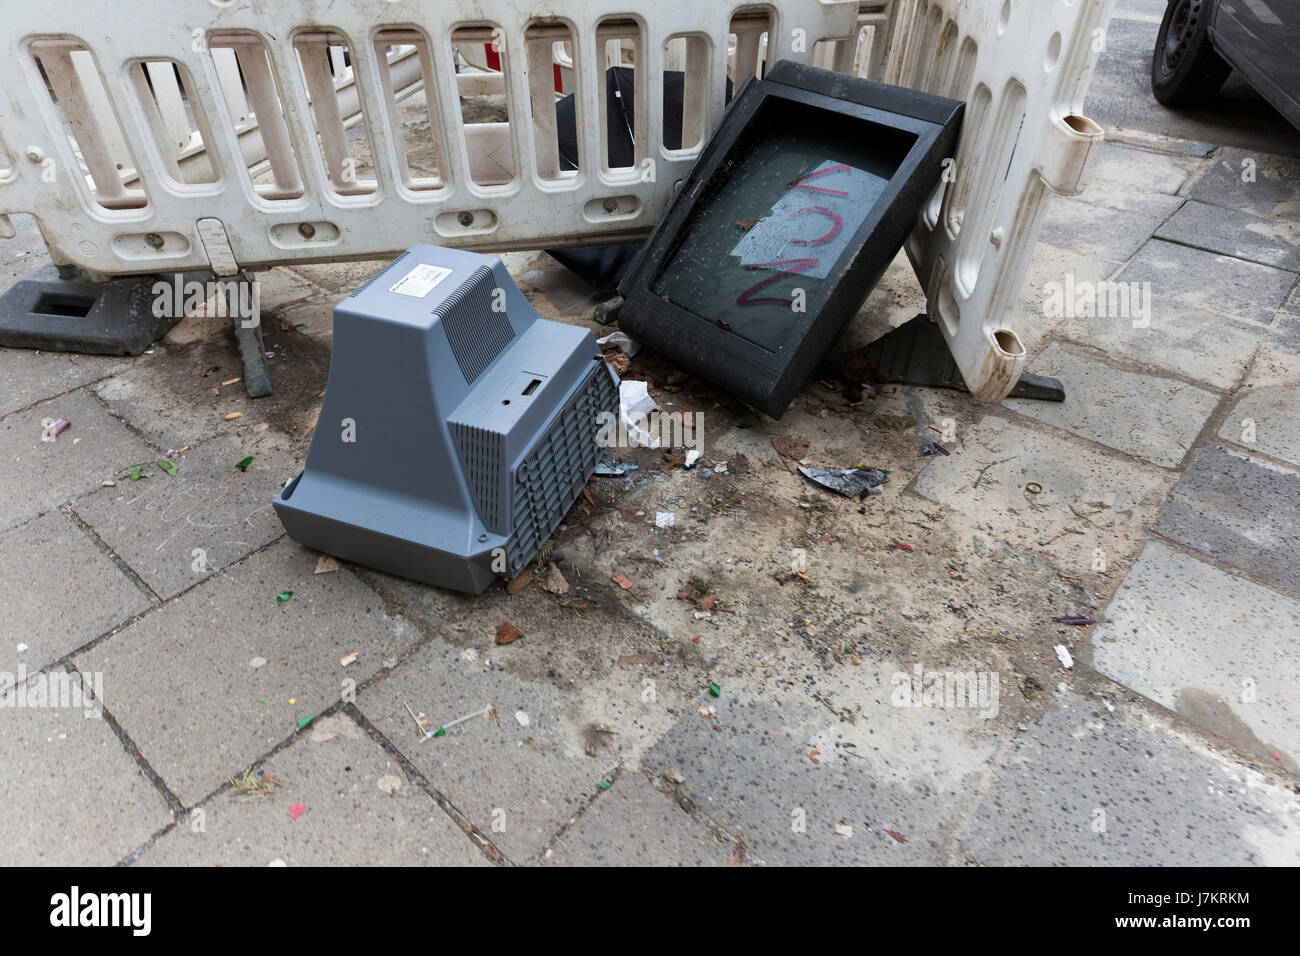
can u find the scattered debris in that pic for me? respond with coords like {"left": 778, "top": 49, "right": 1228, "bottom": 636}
{"left": 289, "top": 803, "right": 306, "bottom": 820}
{"left": 314, "top": 553, "right": 339, "bottom": 574}
{"left": 376, "top": 775, "right": 403, "bottom": 794}
{"left": 611, "top": 572, "right": 634, "bottom": 590}
{"left": 229, "top": 768, "right": 278, "bottom": 800}
{"left": 248, "top": 657, "right": 266, "bottom": 669}
{"left": 295, "top": 714, "right": 316, "bottom": 732}
{"left": 276, "top": 590, "right": 293, "bottom": 603}
{"left": 1055, "top": 644, "right": 1075, "bottom": 669}
{"left": 728, "top": 453, "right": 752, "bottom": 474}
{"left": 403, "top": 700, "right": 436, "bottom": 741}
{"left": 506, "top": 569, "right": 533, "bottom": 595}
{"left": 495, "top": 621, "right": 524, "bottom": 645}
{"left": 655, "top": 511, "right": 676, "bottom": 529}
{"left": 664, "top": 768, "right": 685, "bottom": 784}
{"left": 798, "top": 465, "right": 889, "bottom": 499}
{"left": 891, "top": 543, "right": 914, "bottom": 552}
{"left": 920, "top": 441, "right": 949, "bottom": 457}
{"left": 834, "top": 823, "right": 853, "bottom": 838}
{"left": 884, "top": 829, "right": 908, "bottom": 844}
{"left": 540, "top": 564, "right": 570, "bottom": 595}
{"left": 224, "top": 412, "right": 243, "bottom": 421}
{"left": 594, "top": 459, "right": 636, "bottom": 477}
{"left": 736, "top": 217, "right": 757, "bottom": 230}
{"left": 156, "top": 459, "right": 178, "bottom": 476}
{"left": 619, "top": 380, "right": 661, "bottom": 448}
{"left": 221, "top": 377, "right": 240, "bottom": 386}
{"left": 127, "top": 465, "right": 150, "bottom": 481}
{"left": 1052, "top": 616, "right": 1096, "bottom": 626}
{"left": 428, "top": 704, "right": 495, "bottom": 739}
{"left": 235, "top": 456, "right": 253, "bottom": 471}
{"left": 708, "top": 682, "right": 720, "bottom": 698}
{"left": 771, "top": 435, "right": 810, "bottom": 459}
{"left": 596, "top": 330, "right": 641, "bottom": 357}
{"left": 809, "top": 748, "right": 820, "bottom": 764}
{"left": 515, "top": 710, "right": 531, "bottom": 727}
{"left": 40, "top": 418, "right": 70, "bottom": 443}
{"left": 684, "top": 449, "right": 702, "bottom": 469}
{"left": 339, "top": 652, "right": 358, "bottom": 667}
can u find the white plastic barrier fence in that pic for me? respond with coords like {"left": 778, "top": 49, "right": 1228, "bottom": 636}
{"left": 893, "top": 0, "right": 1115, "bottom": 401}
{"left": 0, "top": 0, "right": 1114, "bottom": 402}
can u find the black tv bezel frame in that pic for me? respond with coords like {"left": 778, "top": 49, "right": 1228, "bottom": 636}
{"left": 617, "top": 59, "right": 964, "bottom": 419}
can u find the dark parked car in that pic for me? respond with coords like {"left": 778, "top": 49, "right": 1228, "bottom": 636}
{"left": 1152, "top": 0, "right": 1300, "bottom": 130}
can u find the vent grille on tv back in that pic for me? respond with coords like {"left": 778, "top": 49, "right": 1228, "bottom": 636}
{"left": 450, "top": 421, "right": 505, "bottom": 535}
{"left": 437, "top": 265, "right": 515, "bottom": 383}
{"left": 506, "top": 362, "right": 618, "bottom": 574}
{"left": 349, "top": 250, "right": 410, "bottom": 297}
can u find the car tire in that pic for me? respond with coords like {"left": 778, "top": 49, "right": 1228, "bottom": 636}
{"left": 1151, "top": 0, "right": 1231, "bottom": 106}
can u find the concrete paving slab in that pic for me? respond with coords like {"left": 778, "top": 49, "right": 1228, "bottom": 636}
{"left": 1059, "top": 297, "right": 1261, "bottom": 390}
{"left": 253, "top": 268, "right": 319, "bottom": 311}
{"left": 0, "top": 214, "right": 53, "bottom": 288}
{"left": 72, "top": 434, "right": 296, "bottom": 600}
{"left": 962, "top": 690, "right": 1300, "bottom": 865}
{"left": 544, "top": 770, "right": 732, "bottom": 866}
{"left": 1156, "top": 200, "right": 1300, "bottom": 271}
{"left": 0, "top": 347, "right": 126, "bottom": 418}
{"left": 0, "top": 511, "right": 149, "bottom": 673}
{"left": 0, "top": 680, "right": 174, "bottom": 865}
{"left": 1040, "top": 196, "right": 1178, "bottom": 263}
{"left": 1153, "top": 445, "right": 1300, "bottom": 593}
{"left": 78, "top": 539, "right": 421, "bottom": 805}
{"left": 1015, "top": 242, "right": 1123, "bottom": 355}
{"left": 1002, "top": 345, "right": 1220, "bottom": 468}
{"left": 0, "top": 389, "right": 156, "bottom": 531}
{"left": 1217, "top": 385, "right": 1300, "bottom": 468}
{"left": 638, "top": 663, "right": 1003, "bottom": 865}
{"left": 1084, "top": 142, "right": 1203, "bottom": 203}
{"left": 138, "top": 712, "right": 488, "bottom": 866}
{"left": 93, "top": 354, "right": 235, "bottom": 451}
{"left": 284, "top": 259, "right": 389, "bottom": 294}
{"left": 357, "top": 636, "right": 618, "bottom": 863}
{"left": 275, "top": 297, "right": 335, "bottom": 340}
{"left": 1115, "top": 239, "right": 1296, "bottom": 326}
{"left": 1187, "top": 148, "right": 1300, "bottom": 219}
{"left": 1091, "top": 541, "right": 1300, "bottom": 774}
{"left": 911, "top": 413, "right": 1173, "bottom": 577}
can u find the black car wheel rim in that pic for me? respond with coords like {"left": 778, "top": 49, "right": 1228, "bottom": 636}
{"left": 1162, "top": 0, "right": 1200, "bottom": 74}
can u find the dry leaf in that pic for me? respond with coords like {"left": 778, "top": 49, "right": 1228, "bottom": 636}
{"left": 495, "top": 621, "right": 524, "bottom": 645}
{"left": 314, "top": 553, "right": 339, "bottom": 574}
{"left": 771, "top": 435, "right": 809, "bottom": 459}
{"left": 611, "top": 572, "right": 634, "bottom": 590}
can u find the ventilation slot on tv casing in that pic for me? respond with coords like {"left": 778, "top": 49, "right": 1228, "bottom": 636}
{"left": 438, "top": 265, "right": 515, "bottom": 383}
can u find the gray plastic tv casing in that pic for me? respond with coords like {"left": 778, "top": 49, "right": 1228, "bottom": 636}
{"left": 273, "top": 244, "right": 619, "bottom": 595}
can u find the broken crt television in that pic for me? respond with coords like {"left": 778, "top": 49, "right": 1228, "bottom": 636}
{"left": 274, "top": 245, "right": 618, "bottom": 595}
{"left": 617, "top": 60, "right": 963, "bottom": 418}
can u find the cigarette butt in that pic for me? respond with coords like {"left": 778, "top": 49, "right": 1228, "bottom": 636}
{"left": 339, "top": 652, "right": 358, "bottom": 667}
{"left": 222, "top": 378, "right": 240, "bottom": 386}
{"left": 224, "top": 412, "right": 243, "bottom": 421}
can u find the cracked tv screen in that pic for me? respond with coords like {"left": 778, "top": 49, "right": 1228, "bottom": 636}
{"left": 653, "top": 98, "right": 916, "bottom": 352}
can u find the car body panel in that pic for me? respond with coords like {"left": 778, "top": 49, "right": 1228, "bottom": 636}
{"left": 1211, "top": 0, "right": 1300, "bottom": 129}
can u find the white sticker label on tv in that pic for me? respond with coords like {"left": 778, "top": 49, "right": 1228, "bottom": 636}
{"left": 389, "top": 263, "right": 454, "bottom": 298}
